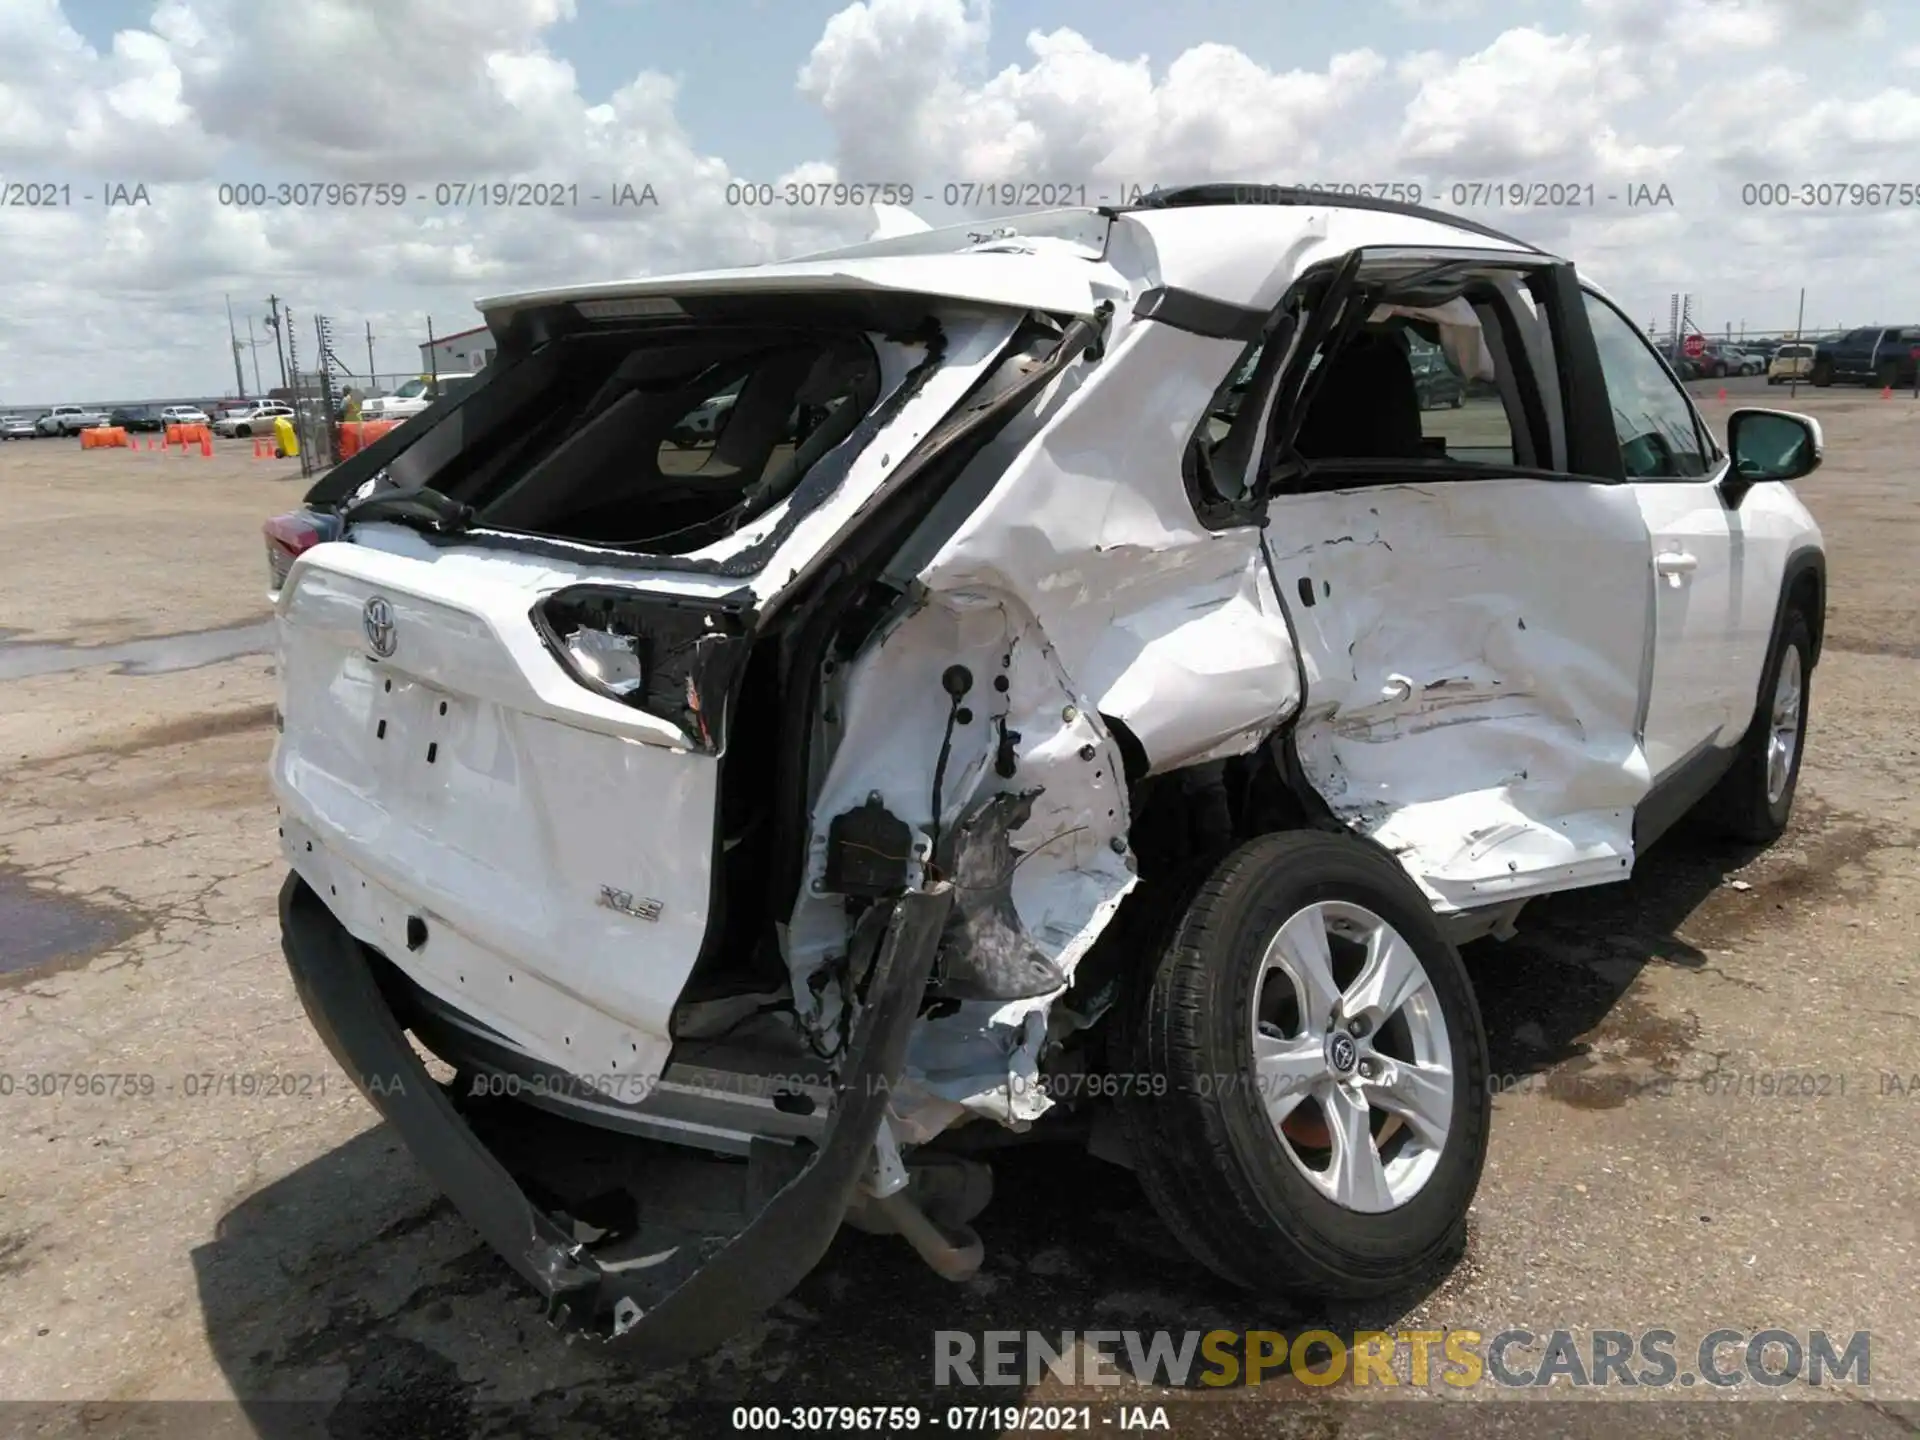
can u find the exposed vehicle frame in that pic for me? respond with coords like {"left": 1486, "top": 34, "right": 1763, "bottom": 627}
{"left": 268, "top": 185, "right": 1827, "bottom": 1368}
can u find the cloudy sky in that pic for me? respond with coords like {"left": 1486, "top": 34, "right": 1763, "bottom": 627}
{"left": 0, "top": 0, "right": 1910, "bottom": 401}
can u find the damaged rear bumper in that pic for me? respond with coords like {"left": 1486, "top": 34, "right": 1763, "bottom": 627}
{"left": 277, "top": 870, "right": 951, "bottom": 1368}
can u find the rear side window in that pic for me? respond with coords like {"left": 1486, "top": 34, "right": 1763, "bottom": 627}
{"left": 1279, "top": 320, "right": 1517, "bottom": 470}
{"left": 1183, "top": 267, "right": 1547, "bottom": 520}
{"left": 1393, "top": 326, "right": 1513, "bottom": 464}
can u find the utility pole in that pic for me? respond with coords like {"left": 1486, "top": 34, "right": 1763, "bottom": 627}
{"left": 314, "top": 313, "right": 339, "bottom": 466}
{"left": 247, "top": 316, "right": 264, "bottom": 395}
{"left": 1790, "top": 287, "right": 1805, "bottom": 401}
{"left": 365, "top": 321, "right": 377, "bottom": 387}
{"left": 425, "top": 316, "right": 439, "bottom": 389}
{"left": 225, "top": 293, "right": 247, "bottom": 400}
{"left": 266, "top": 294, "right": 289, "bottom": 391}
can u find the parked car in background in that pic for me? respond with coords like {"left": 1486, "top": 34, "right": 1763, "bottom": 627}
{"left": 264, "top": 187, "right": 1829, "bottom": 1366}
{"left": 36, "top": 405, "right": 110, "bottom": 435}
{"left": 1732, "top": 349, "right": 1766, "bottom": 377}
{"left": 1693, "top": 343, "right": 1743, "bottom": 379}
{"left": 360, "top": 373, "right": 477, "bottom": 421}
{"left": 160, "top": 405, "right": 211, "bottom": 427}
{"left": 1768, "top": 343, "right": 1816, "bottom": 384}
{"left": 1409, "top": 343, "right": 1466, "bottom": 409}
{"left": 213, "top": 402, "right": 296, "bottom": 438}
{"left": 1809, "top": 325, "right": 1920, "bottom": 388}
{"left": 1668, "top": 352, "right": 1702, "bottom": 381}
{"left": 2, "top": 414, "right": 40, "bottom": 439}
{"left": 109, "top": 405, "right": 164, "bottom": 432}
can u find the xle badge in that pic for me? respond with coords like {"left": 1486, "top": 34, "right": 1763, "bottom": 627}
{"left": 598, "top": 886, "right": 663, "bottom": 922}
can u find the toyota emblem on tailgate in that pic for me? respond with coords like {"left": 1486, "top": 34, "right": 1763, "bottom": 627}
{"left": 363, "top": 596, "right": 397, "bottom": 657}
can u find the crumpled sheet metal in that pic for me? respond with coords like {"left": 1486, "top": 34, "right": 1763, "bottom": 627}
{"left": 787, "top": 586, "right": 1134, "bottom": 1134}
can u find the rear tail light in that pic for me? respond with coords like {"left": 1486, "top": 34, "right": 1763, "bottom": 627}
{"left": 532, "top": 586, "right": 749, "bottom": 753}
{"left": 264, "top": 508, "right": 344, "bottom": 592}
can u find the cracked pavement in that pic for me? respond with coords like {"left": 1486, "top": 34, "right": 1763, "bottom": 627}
{"left": 1, "top": 398, "right": 1917, "bottom": 1437}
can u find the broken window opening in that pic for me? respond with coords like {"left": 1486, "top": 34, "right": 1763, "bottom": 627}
{"left": 1180, "top": 246, "right": 1637, "bottom": 524}
{"left": 358, "top": 319, "right": 894, "bottom": 558}
{"left": 1260, "top": 271, "right": 1538, "bottom": 494}
{"left": 1185, "top": 253, "right": 1556, "bottom": 521}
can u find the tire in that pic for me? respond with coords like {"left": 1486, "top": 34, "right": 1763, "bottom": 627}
{"left": 1449, "top": 392, "right": 1464, "bottom": 409}
{"left": 1810, "top": 360, "right": 1832, "bottom": 387}
{"left": 236, "top": 424, "right": 252, "bottom": 438}
{"left": 1118, "top": 830, "right": 1490, "bottom": 1300}
{"left": 1876, "top": 361, "right": 1900, "bottom": 390}
{"left": 1703, "top": 607, "right": 1812, "bottom": 844}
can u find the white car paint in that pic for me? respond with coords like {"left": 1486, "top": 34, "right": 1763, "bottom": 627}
{"left": 362, "top": 374, "right": 475, "bottom": 421}
{"left": 272, "top": 198, "right": 1823, "bottom": 1143}
{"left": 213, "top": 402, "right": 294, "bottom": 437}
{"left": 275, "top": 312, "right": 1029, "bottom": 1090}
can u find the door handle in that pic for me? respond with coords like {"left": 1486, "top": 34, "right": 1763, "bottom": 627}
{"left": 1655, "top": 551, "right": 1698, "bottom": 587}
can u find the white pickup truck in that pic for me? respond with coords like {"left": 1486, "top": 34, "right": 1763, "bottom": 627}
{"left": 36, "top": 405, "right": 110, "bottom": 435}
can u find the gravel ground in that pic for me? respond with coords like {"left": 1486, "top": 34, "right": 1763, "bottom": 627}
{"left": 0, "top": 390, "right": 1916, "bottom": 1438}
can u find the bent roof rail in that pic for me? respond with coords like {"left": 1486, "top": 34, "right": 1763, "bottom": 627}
{"left": 1110, "top": 183, "right": 1542, "bottom": 253}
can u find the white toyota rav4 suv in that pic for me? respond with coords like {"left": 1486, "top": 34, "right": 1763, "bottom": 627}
{"left": 264, "top": 186, "right": 1825, "bottom": 1368}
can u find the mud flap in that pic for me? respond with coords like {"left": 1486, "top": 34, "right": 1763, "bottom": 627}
{"left": 278, "top": 871, "right": 953, "bottom": 1369}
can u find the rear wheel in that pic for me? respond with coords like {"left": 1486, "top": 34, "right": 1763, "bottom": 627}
{"left": 1810, "top": 360, "right": 1833, "bottom": 387}
{"left": 1704, "top": 606, "right": 1811, "bottom": 843}
{"left": 1119, "top": 831, "right": 1489, "bottom": 1299}
{"left": 1876, "top": 361, "right": 1901, "bottom": 390}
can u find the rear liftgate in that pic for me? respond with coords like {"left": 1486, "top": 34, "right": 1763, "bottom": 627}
{"left": 277, "top": 307, "right": 1111, "bottom": 1362}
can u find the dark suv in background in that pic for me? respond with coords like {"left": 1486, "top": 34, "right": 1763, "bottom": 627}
{"left": 109, "top": 405, "right": 163, "bottom": 432}
{"left": 1811, "top": 325, "right": 1920, "bottom": 387}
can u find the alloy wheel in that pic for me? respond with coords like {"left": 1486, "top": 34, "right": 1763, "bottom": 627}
{"left": 1766, "top": 645, "right": 1804, "bottom": 807}
{"left": 1250, "top": 901, "right": 1453, "bottom": 1213}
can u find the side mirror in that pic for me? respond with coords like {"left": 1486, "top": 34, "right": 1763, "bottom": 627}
{"left": 1723, "top": 407, "right": 1822, "bottom": 505}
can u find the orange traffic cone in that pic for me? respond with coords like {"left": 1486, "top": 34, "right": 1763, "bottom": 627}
{"left": 1881, "top": 385, "right": 1893, "bottom": 399}
{"left": 200, "top": 431, "right": 213, "bottom": 457}
{"left": 1716, "top": 387, "right": 1727, "bottom": 403}
{"left": 252, "top": 436, "right": 265, "bottom": 459}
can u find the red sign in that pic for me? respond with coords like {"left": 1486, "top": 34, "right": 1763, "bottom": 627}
{"left": 1682, "top": 334, "right": 1705, "bottom": 358}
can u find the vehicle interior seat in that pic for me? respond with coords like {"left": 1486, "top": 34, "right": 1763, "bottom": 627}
{"left": 1292, "top": 328, "right": 1427, "bottom": 461}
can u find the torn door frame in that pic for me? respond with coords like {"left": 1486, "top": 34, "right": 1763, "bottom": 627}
{"left": 789, "top": 284, "right": 1309, "bottom": 1138}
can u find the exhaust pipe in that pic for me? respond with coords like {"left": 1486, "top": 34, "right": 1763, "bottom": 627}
{"left": 873, "top": 1192, "right": 984, "bottom": 1281}
{"left": 844, "top": 1151, "right": 992, "bottom": 1281}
